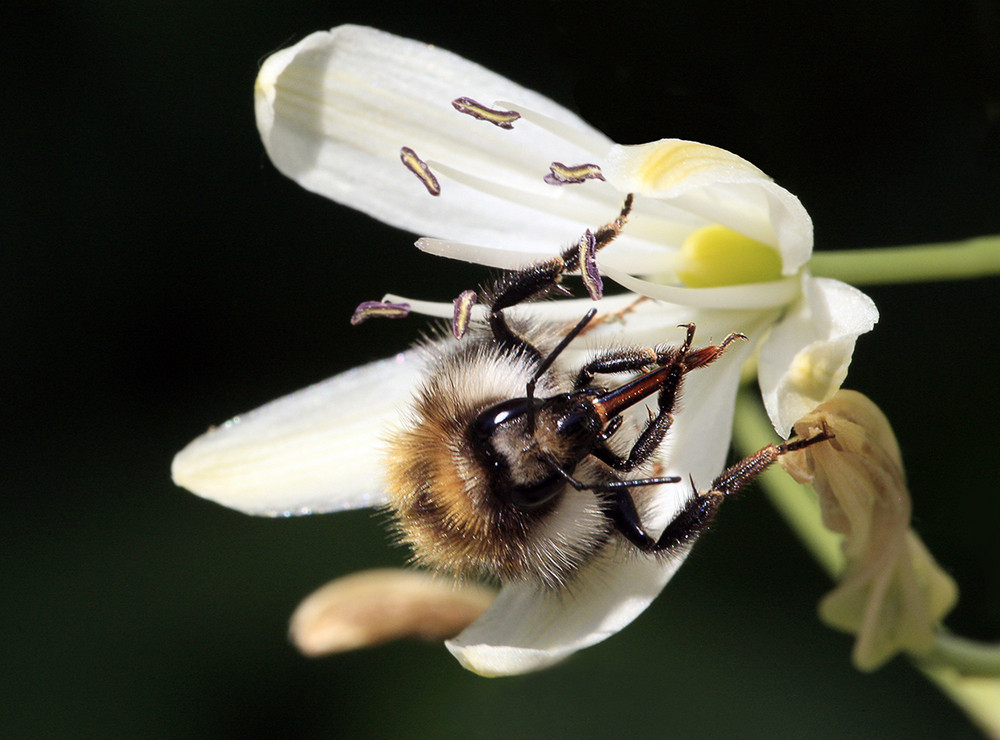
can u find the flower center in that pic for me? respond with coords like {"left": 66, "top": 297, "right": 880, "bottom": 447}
{"left": 677, "top": 224, "right": 782, "bottom": 288}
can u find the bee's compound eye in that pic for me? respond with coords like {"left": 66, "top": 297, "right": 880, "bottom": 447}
{"left": 470, "top": 397, "right": 563, "bottom": 510}
{"left": 504, "top": 473, "right": 564, "bottom": 510}
{"left": 470, "top": 398, "right": 535, "bottom": 442}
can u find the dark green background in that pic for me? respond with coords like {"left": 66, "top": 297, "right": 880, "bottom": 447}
{"left": 5, "top": 1, "right": 999, "bottom": 737}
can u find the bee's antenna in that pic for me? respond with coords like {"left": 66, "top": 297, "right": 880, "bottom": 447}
{"left": 525, "top": 309, "right": 597, "bottom": 432}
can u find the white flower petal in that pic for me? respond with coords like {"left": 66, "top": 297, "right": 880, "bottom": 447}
{"left": 758, "top": 277, "right": 879, "bottom": 437}
{"left": 254, "top": 25, "right": 625, "bottom": 254}
{"left": 172, "top": 352, "right": 423, "bottom": 516}
{"left": 413, "top": 237, "right": 555, "bottom": 271}
{"left": 601, "top": 263, "right": 801, "bottom": 310}
{"left": 256, "top": 26, "right": 809, "bottom": 276}
{"left": 447, "top": 334, "right": 752, "bottom": 675}
{"left": 602, "top": 141, "right": 813, "bottom": 273}
{"left": 447, "top": 555, "right": 684, "bottom": 675}
{"left": 380, "top": 292, "right": 776, "bottom": 355}
{"left": 414, "top": 236, "right": 678, "bottom": 275}
{"left": 381, "top": 291, "right": 649, "bottom": 325}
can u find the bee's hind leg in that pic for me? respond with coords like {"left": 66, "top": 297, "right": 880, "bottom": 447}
{"left": 647, "top": 428, "right": 834, "bottom": 556}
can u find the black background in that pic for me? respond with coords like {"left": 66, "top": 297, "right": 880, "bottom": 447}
{"left": 5, "top": 1, "right": 1000, "bottom": 737}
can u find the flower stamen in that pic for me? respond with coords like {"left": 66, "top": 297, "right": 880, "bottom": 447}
{"left": 451, "top": 97, "right": 521, "bottom": 129}
{"left": 350, "top": 300, "right": 411, "bottom": 325}
{"left": 451, "top": 290, "right": 478, "bottom": 339}
{"left": 400, "top": 147, "right": 441, "bottom": 196}
{"left": 544, "top": 162, "right": 606, "bottom": 186}
{"left": 578, "top": 229, "right": 603, "bottom": 300}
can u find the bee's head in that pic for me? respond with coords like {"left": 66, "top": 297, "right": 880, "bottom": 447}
{"left": 469, "top": 392, "right": 604, "bottom": 510}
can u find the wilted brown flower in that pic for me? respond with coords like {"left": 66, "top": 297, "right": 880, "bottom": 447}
{"left": 780, "top": 390, "right": 958, "bottom": 670}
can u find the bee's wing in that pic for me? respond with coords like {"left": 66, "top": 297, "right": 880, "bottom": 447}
{"left": 172, "top": 350, "right": 424, "bottom": 516}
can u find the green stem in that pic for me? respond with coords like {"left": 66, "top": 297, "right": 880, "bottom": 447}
{"left": 920, "top": 658, "right": 1000, "bottom": 739}
{"left": 810, "top": 235, "right": 1000, "bottom": 285}
{"left": 921, "top": 632, "right": 1000, "bottom": 676}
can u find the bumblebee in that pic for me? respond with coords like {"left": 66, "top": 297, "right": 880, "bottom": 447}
{"left": 379, "top": 195, "right": 829, "bottom": 589}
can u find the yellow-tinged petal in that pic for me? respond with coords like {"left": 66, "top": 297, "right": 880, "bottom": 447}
{"left": 784, "top": 341, "right": 855, "bottom": 411}
{"left": 757, "top": 277, "right": 878, "bottom": 437}
{"left": 629, "top": 140, "right": 767, "bottom": 191}
{"left": 602, "top": 139, "right": 813, "bottom": 273}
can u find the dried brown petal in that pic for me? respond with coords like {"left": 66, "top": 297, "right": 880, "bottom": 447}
{"left": 289, "top": 569, "right": 496, "bottom": 656}
{"left": 780, "top": 390, "right": 958, "bottom": 670}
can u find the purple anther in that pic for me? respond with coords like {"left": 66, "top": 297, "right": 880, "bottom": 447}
{"left": 451, "top": 97, "right": 521, "bottom": 129}
{"left": 400, "top": 147, "right": 441, "bottom": 196}
{"left": 578, "top": 229, "right": 603, "bottom": 301}
{"left": 451, "top": 290, "right": 478, "bottom": 339}
{"left": 350, "top": 300, "right": 411, "bottom": 326}
{"left": 543, "top": 162, "right": 606, "bottom": 186}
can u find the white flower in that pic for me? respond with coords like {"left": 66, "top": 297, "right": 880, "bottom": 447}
{"left": 172, "top": 25, "right": 878, "bottom": 676}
